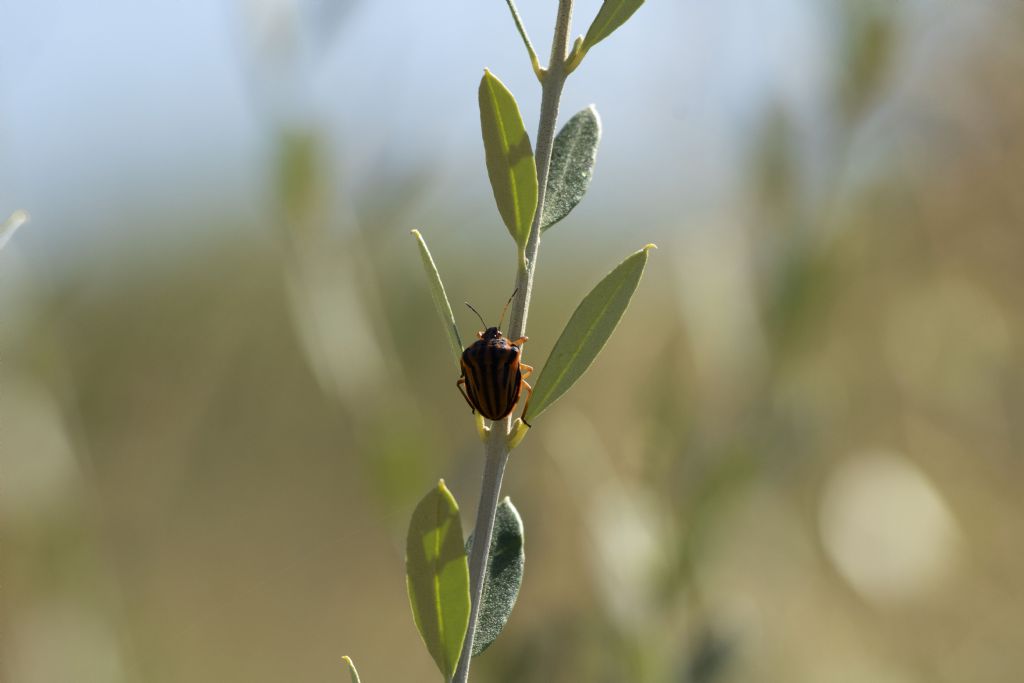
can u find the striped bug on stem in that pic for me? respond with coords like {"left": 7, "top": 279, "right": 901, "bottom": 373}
{"left": 457, "top": 290, "right": 534, "bottom": 428}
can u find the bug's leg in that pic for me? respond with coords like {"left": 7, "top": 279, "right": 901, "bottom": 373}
{"left": 456, "top": 378, "right": 476, "bottom": 413}
{"left": 517, "top": 379, "right": 534, "bottom": 427}
{"left": 509, "top": 336, "right": 528, "bottom": 347}
{"left": 519, "top": 363, "right": 534, "bottom": 380}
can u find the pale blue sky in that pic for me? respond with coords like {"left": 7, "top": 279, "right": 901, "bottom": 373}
{"left": 0, "top": 0, "right": 887, "bottom": 269}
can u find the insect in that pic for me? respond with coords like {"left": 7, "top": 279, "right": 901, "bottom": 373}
{"left": 457, "top": 291, "right": 534, "bottom": 427}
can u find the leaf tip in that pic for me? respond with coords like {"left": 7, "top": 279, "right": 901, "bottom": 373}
{"left": 435, "top": 479, "right": 459, "bottom": 506}
{"left": 1, "top": 210, "right": 30, "bottom": 245}
{"left": 411, "top": 228, "right": 421, "bottom": 238}
{"left": 342, "top": 656, "right": 361, "bottom": 683}
{"left": 643, "top": 243, "right": 658, "bottom": 252}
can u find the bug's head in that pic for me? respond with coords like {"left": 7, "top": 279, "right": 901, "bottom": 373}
{"left": 465, "top": 288, "right": 517, "bottom": 340}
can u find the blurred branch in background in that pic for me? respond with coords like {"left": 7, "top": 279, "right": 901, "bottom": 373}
{"left": 239, "top": 0, "right": 451, "bottom": 519}
{"left": 1, "top": 209, "right": 29, "bottom": 251}
{"left": 1, "top": 209, "right": 138, "bottom": 680}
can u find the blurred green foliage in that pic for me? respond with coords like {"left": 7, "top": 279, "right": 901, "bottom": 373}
{"left": 4, "top": 2, "right": 1024, "bottom": 682}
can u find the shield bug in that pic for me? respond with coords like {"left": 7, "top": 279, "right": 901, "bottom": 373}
{"left": 456, "top": 291, "right": 534, "bottom": 427}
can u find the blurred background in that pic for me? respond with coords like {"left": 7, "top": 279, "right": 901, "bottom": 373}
{"left": 3, "top": 0, "right": 1023, "bottom": 681}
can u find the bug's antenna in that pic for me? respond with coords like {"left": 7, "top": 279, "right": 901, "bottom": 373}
{"left": 465, "top": 302, "right": 488, "bottom": 329}
{"left": 497, "top": 288, "right": 518, "bottom": 330}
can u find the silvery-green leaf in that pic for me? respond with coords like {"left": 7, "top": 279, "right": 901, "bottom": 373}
{"left": 541, "top": 107, "right": 601, "bottom": 232}
{"left": 581, "top": 0, "right": 644, "bottom": 55}
{"left": 479, "top": 69, "right": 538, "bottom": 251}
{"left": 406, "top": 480, "right": 470, "bottom": 681}
{"left": 465, "top": 498, "right": 525, "bottom": 656}
{"left": 525, "top": 245, "right": 656, "bottom": 422}
{"left": 411, "top": 230, "right": 464, "bottom": 369}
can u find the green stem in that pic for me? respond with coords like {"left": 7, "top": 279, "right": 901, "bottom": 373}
{"left": 452, "top": 427, "right": 509, "bottom": 683}
{"left": 452, "top": 2, "right": 575, "bottom": 681}
{"left": 507, "top": 0, "right": 573, "bottom": 343}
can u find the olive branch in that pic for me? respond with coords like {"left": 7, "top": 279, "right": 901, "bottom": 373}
{"left": 345, "top": 0, "right": 650, "bottom": 680}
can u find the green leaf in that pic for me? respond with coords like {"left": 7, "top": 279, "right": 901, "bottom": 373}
{"left": 342, "top": 656, "right": 362, "bottom": 683}
{"left": 465, "top": 498, "right": 525, "bottom": 656}
{"left": 581, "top": 0, "right": 645, "bottom": 55}
{"left": 411, "top": 230, "right": 464, "bottom": 369}
{"left": 525, "top": 245, "right": 655, "bottom": 422}
{"left": 406, "top": 480, "right": 471, "bottom": 681}
{"left": 541, "top": 106, "right": 601, "bottom": 232}
{"left": 479, "top": 69, "right": 538, "bottom": 252}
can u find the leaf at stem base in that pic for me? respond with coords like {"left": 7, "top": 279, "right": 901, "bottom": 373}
{"left": 406, "top": 480, "right": 471, "bottom": 680}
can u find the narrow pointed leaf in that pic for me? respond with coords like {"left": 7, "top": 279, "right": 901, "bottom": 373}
{"left": 479, "top": 69, "right": 538, "bottom": 250}
{"left": 526, "top": 245, "right": 655, "bottom": 422}
{"left": 406, "top": 480, "right": 471, "bottom": 680}
{"left": 411, "top": 230, "right": 464, "bottom": 368}
{"left": 342, "top": 656, "right": 362, "bottom": 683}
{"left": 542, "top": 107, "right": 601, "bottom": 231}
{"left": 581, "top": 0, "right": 645, "bottom": 55}
{"left": 465, "top": 498, "right": 525, "bottom": 656}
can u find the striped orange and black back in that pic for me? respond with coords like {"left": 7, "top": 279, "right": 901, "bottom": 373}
{"left": 461, "top": 338, "right": 522, "bottom": 420}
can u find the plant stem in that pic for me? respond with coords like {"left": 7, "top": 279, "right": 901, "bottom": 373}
{"left": 453, "top": 427, "right": 509, "bottom": 682}
{"left": 453, "top": 2, "right": 575, "bottom": 681}
{"left": 507, "top": 0, "right": 574, "bottom": 343}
